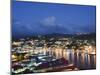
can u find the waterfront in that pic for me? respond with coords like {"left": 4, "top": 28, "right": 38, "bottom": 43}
{"left": 34, "top": 48, "right": 96, "bottom": 70}
{"left": 12, "top": 34, "right": 96, "bottom": 74}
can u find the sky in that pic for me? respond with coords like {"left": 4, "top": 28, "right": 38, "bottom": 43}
{"left": 12, "top": 1, "right": 96, "bottom": 38}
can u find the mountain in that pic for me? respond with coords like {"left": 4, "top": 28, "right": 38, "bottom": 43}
{"left": 43, "top": 33, "right": 73, "bottom": 38}
{"left": 74, "top": 33, "right": 96, "bottom": 40}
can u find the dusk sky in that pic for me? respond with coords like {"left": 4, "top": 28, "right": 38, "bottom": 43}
{"left": 12, "top": 1, "right": 96, "bottom": 38}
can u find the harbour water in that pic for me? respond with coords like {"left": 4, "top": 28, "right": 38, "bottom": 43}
{"left": 61, "top": 50, "right": 96, "bottom": 70}
{"left": 44, "top": 49, "right": 96, "bottom": 70}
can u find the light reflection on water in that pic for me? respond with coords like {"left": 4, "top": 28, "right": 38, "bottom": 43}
{"left": 44, "top": 49, "right": 96, "bottom": 70}
{"left": 65, "top": 50, "right": 96, "bottom": 70}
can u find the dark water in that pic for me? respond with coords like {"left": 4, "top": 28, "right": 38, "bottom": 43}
{"left": 34, "top": 48, "right": 96, "bottom": 70}
{"left": 67, "top": 50, "right": 96, "bottom": 70}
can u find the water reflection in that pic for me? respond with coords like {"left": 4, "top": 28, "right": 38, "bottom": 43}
{"left": 65, "top": 50, "right": 96, "bottom": 70}
{"left": 40, "top": 48, "right": 96, "bottom": 70}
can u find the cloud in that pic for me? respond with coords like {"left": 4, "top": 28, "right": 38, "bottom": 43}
{"left": 41, "top": 16, "right": 56, "bottom": 26}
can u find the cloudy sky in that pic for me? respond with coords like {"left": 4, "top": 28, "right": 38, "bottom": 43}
{"left": 12, "top": 1, "right": 96, "bottom": 38}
